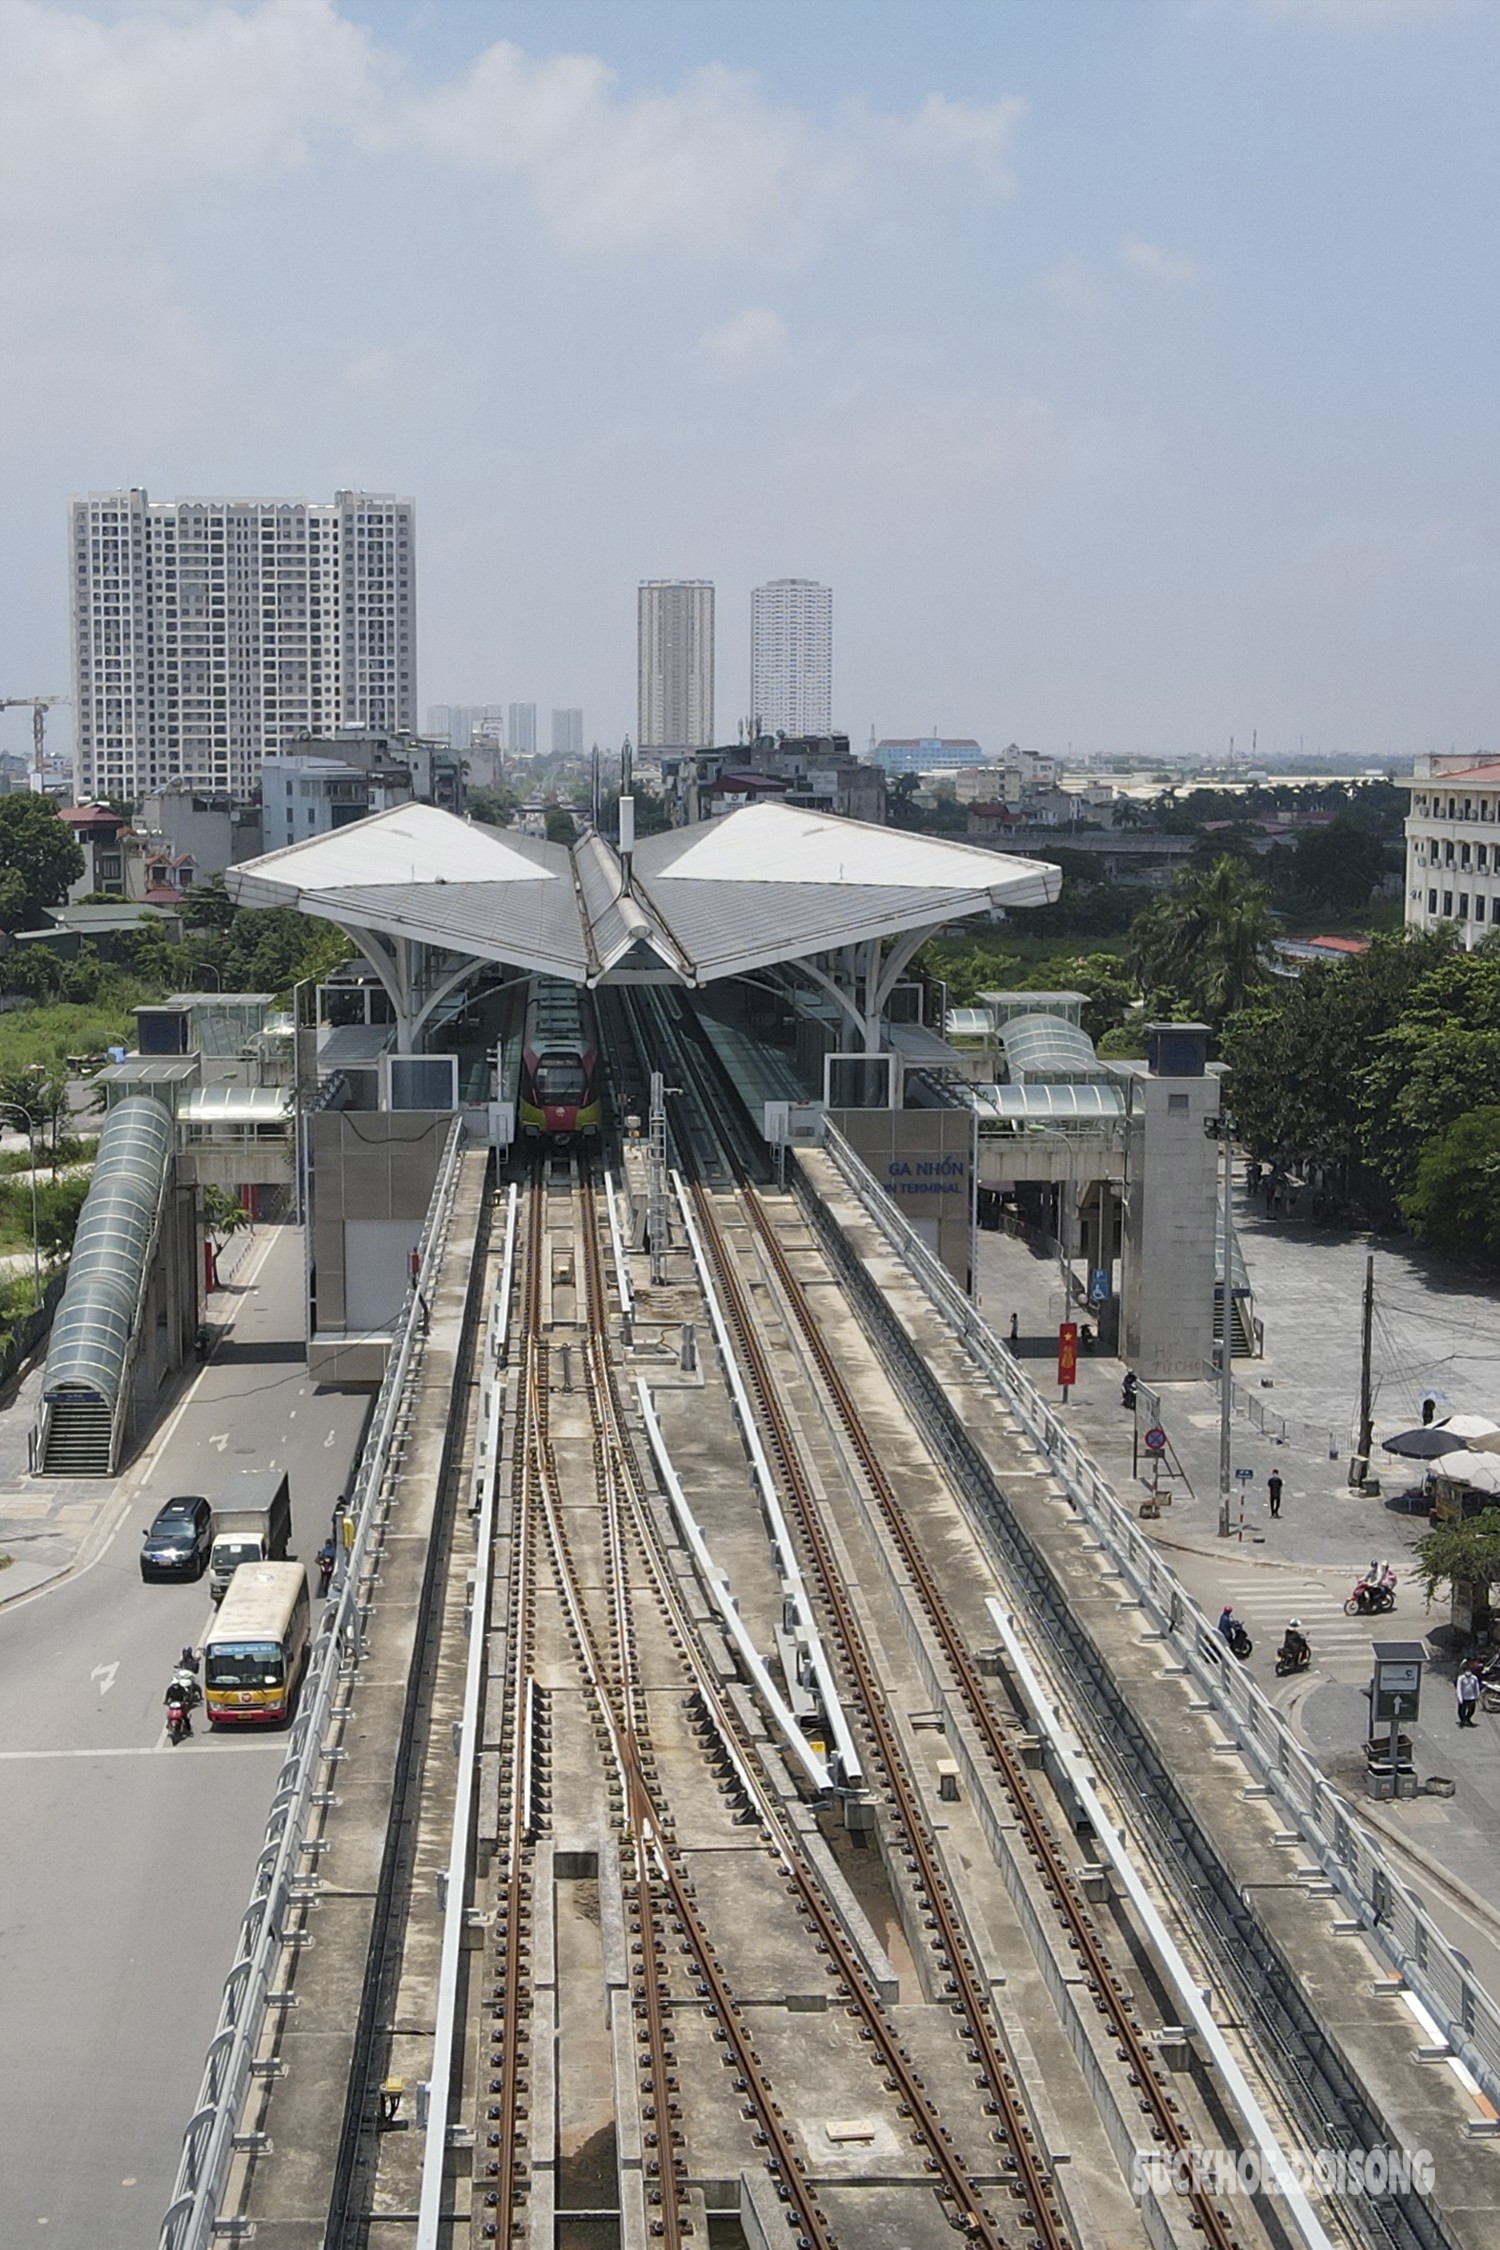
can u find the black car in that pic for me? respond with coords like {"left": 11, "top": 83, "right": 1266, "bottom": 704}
{"left": 140, "top": 1496, "right": 213, "bottom": 1582}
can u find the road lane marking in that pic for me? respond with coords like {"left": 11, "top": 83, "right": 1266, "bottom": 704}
{"left": 90, "top": 1662, "right": 119, "bottom": 1697}
{"left": 0, "top": 1743, "right": 285, "bottom": 1760}
{"left": 209, "top": 1432, "right": 229, "bottom": 1452}
{"left": 325, "top": 1428, "right": 337, "bottom": 1447}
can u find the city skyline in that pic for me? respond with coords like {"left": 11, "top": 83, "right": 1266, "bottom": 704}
{"left": 7, "top": 5, "right": 1500, "bottom": 768}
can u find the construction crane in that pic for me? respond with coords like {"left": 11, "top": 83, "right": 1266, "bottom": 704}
{"left": 0, "top": 696, "right": 69, "bottom": 780}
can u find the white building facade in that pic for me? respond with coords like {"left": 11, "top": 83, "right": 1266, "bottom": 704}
{"left": 750, "top": 578, "right": 832, "bottom": 737}
{"left": 508, "top": 703, "right": 537, "bottom": 757}
{"left": 552, "top": 708, "right": 584, "bottom": 757}
{"left": 1404, "top": 754, "right": 1500, "bottom": 940}
{"left": 70, "top": 488, "right": 415, "bottom": 802}
{"left": 638, "top": 581, "right": 714, "bottom": 750}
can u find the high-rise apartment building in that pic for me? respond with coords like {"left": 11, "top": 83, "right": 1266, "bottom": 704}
{"left": 70, "top": 488, "right": 415, "bottom": 802}
{"left": 638, "top": 581, "right": 714, "bottom": 751}
{"left": 428, "top": 703, "right": 503, "bottom": 751}
{"left": 750, "top": 578, "right": 832, "bottom": 738}
{"left": 508, "top": 703, "right": 538, "bottom": 757}
{"left": 552, "top": 708, "right": 584, "bottom": 758}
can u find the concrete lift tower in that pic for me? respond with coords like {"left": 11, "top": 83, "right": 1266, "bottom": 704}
{"left": 0, "top": 696, "right": 68, "bottom": 784}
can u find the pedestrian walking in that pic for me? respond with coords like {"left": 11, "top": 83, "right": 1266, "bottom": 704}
{"left": 1457, "top": 1667, "right": 1481, "bottom": 1727}
{"left": 1008, "top": 1313, "right": 1019, "bottom": 1348}
{"left": 1267, "top": 1471, "right": 1283, "bottom": 1519}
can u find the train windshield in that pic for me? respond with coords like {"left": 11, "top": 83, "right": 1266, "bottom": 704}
{"left": 535, "top": 1054, "right": 586, "bottom": 1101}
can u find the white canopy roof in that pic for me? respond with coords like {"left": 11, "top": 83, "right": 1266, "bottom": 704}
{"left": 226, "top": 800, "right": 1062, "bottom": 989}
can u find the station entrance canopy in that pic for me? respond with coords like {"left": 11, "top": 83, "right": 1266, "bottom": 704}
{"left": 225, "top": 800, "right": 1061, "bottom": 1049}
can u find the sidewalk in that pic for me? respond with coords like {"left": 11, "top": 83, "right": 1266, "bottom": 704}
{"left": 0, "top": 1227, "right": 281, "bottom": 1606}
{"left": 975, "top": 1207, "right": 1500, "bottom": 1994}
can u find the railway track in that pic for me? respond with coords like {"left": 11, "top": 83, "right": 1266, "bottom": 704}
{"left": 732, "top": 1179, "right": 1245, "bottom": 2249}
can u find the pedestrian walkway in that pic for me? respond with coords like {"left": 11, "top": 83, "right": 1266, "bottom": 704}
{"left": 974, "top": 1208, "right": 1500, "bottom": 1995}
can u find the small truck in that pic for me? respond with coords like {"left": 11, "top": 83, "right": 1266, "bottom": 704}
{"left": 208, "top": 1468, "right": 293, "bottom": 1603}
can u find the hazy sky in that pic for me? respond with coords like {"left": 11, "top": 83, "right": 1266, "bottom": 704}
{"left": 3, "top": 0, "right": 1498, "bottom": 768}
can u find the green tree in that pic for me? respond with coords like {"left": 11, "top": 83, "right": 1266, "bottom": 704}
{"left": 0, "top": 800, "right": 85, "bottom": 931}
{"left": 1288, "top": 818, "right": 1389, "bottom": 917}
{"left": 469, "top": 785, "right": 520, "bottom": 827}
{"left": 1359, "top": 944, "right": 1500, "bottom": 1192}
{"left": 1412, "top": 1512, "right": 1500, "bottom": 1607}
{"left": 202, "top": 1184, "right": 252, "bottom": 1283}
{"left": 544, "top": 807, "right": 579, "bottom": 846}
{"left": 1223, "top": 930, "right": 1451, "bottom": 1216}
{"left": 0, "top": 1063, "right": 69, "bottom": 1166}
{"left": 1400, "top": 1106, "right": 1500, "bottom": 1265}
{"left": 1126, "top": 856, "right": 1275, "bottom": 1026}
{"left": 34, "top": 1174, "right": 90, "bottom": 1259}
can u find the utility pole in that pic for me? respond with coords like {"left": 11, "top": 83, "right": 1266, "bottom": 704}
{"left": 1354, "top": 1253, "right": 1375, "bottom": 1485}
{"left": 1218, "top": 1108, "right": 1234, "bottom": 1537}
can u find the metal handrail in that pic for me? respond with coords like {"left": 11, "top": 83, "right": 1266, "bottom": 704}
{"left": 818, "top": 1121, "right": 1500, "bottom": 2109}
{"left": 158, "top": 1116, "right": 465, "bottom": 2250}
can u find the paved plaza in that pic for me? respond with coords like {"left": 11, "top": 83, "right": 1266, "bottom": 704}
{"left": 976, "top": 1184, "right": 1500, "bottom": 1992}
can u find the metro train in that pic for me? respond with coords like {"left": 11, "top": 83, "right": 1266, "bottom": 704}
{"left": 517, "top": 977, "right": 602, "bottom": 1140}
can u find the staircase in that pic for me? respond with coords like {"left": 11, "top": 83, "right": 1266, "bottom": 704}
{"left": 41, "top": 1393, "right": 114, "bottom": 1475}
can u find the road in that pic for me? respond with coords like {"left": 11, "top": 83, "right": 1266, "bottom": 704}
{"left": 0, "top": 1227, "right": 371, "bottom": 2249}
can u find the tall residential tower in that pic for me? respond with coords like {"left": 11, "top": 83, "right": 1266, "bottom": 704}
{"left": 70, "top": 487, "right": 415, "bottom": 802}
{"left": 750, "top": 578, "right": 832, "bottom": 738}
{"left": 638, "top": 580, "right": 714, "bottom": 751}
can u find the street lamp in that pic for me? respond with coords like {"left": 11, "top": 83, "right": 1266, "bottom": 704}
{"left": 0, "top": 1103, "right": 42, "bottom": 1309}
{"left": 192, "top": 961, "right": 222, "bottom": 992}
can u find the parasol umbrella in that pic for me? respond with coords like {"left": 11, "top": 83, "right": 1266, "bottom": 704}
{"left": 1382, "top": 1425, "right": 1474, "bottom": 1459}
{"left": 1435, "top": 1413, "right": 1500, "bottom": 1440}
{"left": 1458, "top": 1428, "right": 1500, "bottom": 1454}
{"left": 1428, "top": 1449, "right": 1500, "bottom": 1497}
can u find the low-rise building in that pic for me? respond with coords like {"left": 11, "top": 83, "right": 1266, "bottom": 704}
{"left": 660, "top": 733, "right": 884, "bottom": 826}
{"left": 1404, "top": 754, "right": 1500, "bottom": 939}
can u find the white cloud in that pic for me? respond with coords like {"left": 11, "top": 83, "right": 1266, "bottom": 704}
{"left": 696, "top": 307, "right": 789, "bottom": 372}
{"left": 900, "top": 92, "right": 1027, "bottom": 187}
{"left": 1045, "top": 256, "right": 1104, "bottom": 306}
{"left": 1118, "top": 234, "right": 1197, "bottom": 284}
{"left": 0, "top": 4, "right": 1024, "bottom": 264}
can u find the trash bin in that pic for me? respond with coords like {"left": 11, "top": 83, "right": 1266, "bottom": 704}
{"left": 1365, "top": 1763, "right": 1397, "bottom": 1801}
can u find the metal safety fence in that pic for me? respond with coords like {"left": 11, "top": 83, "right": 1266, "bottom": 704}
{"left": 818, "top": 1121, "right": 1500, "bottom": 2112}
{"left": 158, "top": 1115, "right": 466, "bottom": 2250}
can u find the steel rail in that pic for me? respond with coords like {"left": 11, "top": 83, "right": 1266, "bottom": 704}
{"left": 668, "top": 1172, "right": 862, "bottom": 1788}
{"left": 652, "top": 1179, "right": 1025, "bottom": 2250}
{"left": 686, "top": 1176, "right": 1090, "bottom": 2250}
{"left": 412, "top": 1185, "right": 520, "bottom": 2244}
{"left": 740, "top": 1185, "right": 1244, "bottom": 2250}
{"left": 578, "top": 1173, "right": 861, "bottom": 2248}
{"left": 989, "top": 1600, "right": 1339, "bottom": 2250}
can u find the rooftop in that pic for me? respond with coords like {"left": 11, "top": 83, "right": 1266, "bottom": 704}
{"left": 226, "top": 800, "right": 1062, "bottom": 990}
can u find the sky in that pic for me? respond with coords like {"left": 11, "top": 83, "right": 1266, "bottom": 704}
{"left": 2, "top": 0, "right": 1499, "bottom": 769}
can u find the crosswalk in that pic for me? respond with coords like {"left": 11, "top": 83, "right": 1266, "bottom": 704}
{"left": 1209, "top": 1567, "right": 1402, "bottom": 1678}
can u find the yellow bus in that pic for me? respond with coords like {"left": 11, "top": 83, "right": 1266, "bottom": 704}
{"left": 203, "top": 1561, "right": 311, "bottom": 1726}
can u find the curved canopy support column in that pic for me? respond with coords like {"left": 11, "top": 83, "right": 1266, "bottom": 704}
{"left": 337, "top": 927, "right": 480, "bottom": 1052}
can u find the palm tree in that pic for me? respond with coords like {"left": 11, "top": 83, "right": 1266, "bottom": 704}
{"left": 1127, "top": 855, "right": 1274, "bottom": 1026}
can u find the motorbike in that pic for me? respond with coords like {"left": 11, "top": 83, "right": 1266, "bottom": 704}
{"left": 165, "top": 1690, "right": 193, "bottom": 1746}
{"left": 1345, "top": 1563, "right": 1398, "bottom": 1617}
{"left": 169, "top": 1649, "right": 202, "bottom": 1710}
{"left": 1275, "top": 1639, "right": 1311, "bottom": 1676}
{"left": 1220, "top": 1620, "right": 1253, "bottom": 1661}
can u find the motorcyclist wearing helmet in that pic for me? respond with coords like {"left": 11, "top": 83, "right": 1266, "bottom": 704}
{"left": 1281, "top": 1618, "right": 1309, "bottom": 1664}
